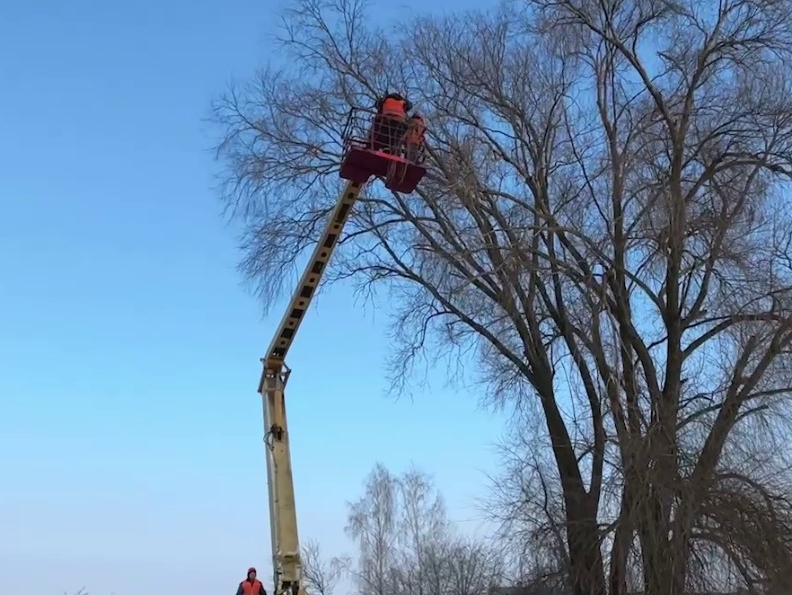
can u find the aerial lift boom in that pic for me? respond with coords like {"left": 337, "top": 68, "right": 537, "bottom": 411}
{"left": 258, "top": 179, "right": 363, "bottom": 595}
{"left": 256, "top": 107, "right": 426, "bottom": 595}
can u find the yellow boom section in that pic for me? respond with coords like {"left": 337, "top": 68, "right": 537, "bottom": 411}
{"left": 258, "top": 180, "right": 363, "bottom": 595}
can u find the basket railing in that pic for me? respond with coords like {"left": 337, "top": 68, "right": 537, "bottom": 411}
{"left": 341, "top": 108, "right": 426, "bottom": 165}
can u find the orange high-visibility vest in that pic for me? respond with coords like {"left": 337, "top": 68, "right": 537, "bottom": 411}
{"left": 381, "top": 97, "right": 407, "bottom": 120}
{"left": 241, "top": 579, "right": 264, "bottom": 595}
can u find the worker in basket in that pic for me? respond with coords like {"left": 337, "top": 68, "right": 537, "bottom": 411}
{"left": 372, "top": 92, "right": 412, "bottom": 155}
{"left": 236, "top": 567, "right": 267, "bottom": 595}
{"left": 405, "top": 112, "right": 426, "bottom": 162}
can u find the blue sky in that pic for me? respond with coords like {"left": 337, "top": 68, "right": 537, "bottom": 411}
{"left": 0, "top": 0, "right": 504, "bottom": 594}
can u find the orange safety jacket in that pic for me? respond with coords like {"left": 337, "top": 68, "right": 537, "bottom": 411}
{"left": 380, "top": 97, "right": 408, "bottom": 120}
{"left": 238, "top": 579, "right": 266, "bottom": 595}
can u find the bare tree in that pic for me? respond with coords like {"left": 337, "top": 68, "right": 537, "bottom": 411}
{"left": 213, "top": 0, "right": 792, "bottom": 593}
{"left": 302, "top": 540, "right": 350, "bottom": 595}
{"left": 489, "top": 414, "right": 572, "bottom": 592}
{"left": 345, "top": 464, "right": 400, "bottom": 595}
{"left": 442, "top": 537, "right": 504, "bottom": 595}
{"left": 343, "top": 465, "right": 503, "bottom": 595}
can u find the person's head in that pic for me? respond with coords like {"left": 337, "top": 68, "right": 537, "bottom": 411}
{"left": 247, "top": 568, "right": 257, "bottom": 581}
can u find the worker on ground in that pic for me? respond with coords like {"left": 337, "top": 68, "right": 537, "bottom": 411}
{"left": 405, "top": 112, "right": 426, "bottom": 162}
{"left": 372, "top": 92, "right": 412, "bottom": 154}
{"left": 236, "top": 567, "right": 267, "bottom": 595}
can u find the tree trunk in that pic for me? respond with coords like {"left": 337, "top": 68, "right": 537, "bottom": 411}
{"left": 567, "top": 498, "right": 606, "bottom": 595}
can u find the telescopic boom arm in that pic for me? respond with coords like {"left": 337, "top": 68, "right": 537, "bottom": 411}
{"left": 258, "top": 180, "right": 363, "bottom": 595}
